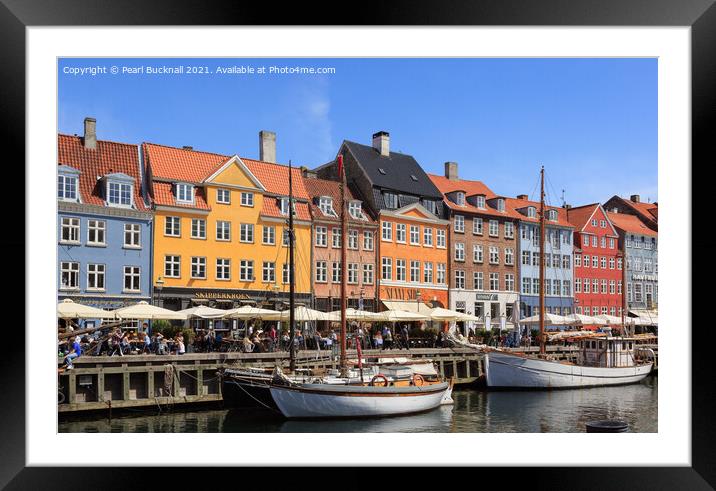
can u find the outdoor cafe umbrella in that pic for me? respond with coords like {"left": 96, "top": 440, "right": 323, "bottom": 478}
{"left": 266, "top": 306, "right": 334, "bottom": 322}
{"left": 328, "top": 308, "right": 385, "bottom": 322}
{"left": 517, "top": 312, "right": 573, "bottom": 326}
{"left": 426, "top": 307, "right": 467, "bottom": 321}
{"left": 224, "top": 305, "right": 281, "bottom": 320}
{"left": 111, "top": 301, "right": 188, "bottom": 320}
{"left": 177, "top": 305, "right": 228, "bottom": 319}
{"left": 57, "top": 299, "right": 114, "bottom": 319}
{"left": 561, "top": 313, "right": 607, "bottom": 326}
{"left": 595, "top": 314, "right": 625, "bottom": 325}
{"left": 378, "top": 310, "right": 429, "bottom": 322}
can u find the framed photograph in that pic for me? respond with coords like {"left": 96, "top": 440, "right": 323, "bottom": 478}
{"left": 5, "top": 0, "right": 713, "bottom": 487}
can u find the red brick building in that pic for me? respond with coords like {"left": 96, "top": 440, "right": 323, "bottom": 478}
{"left": 567, "top": 204, "right": 623, "bottom": 319}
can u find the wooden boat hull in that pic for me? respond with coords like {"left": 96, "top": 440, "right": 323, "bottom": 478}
{"left": 485, "top": 351, "right": 653, "bottom": 389}
{"left": 269, "top": 381, "right": 451, "bottom": 419}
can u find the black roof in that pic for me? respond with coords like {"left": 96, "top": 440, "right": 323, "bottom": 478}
{"left": 343, "top": 140, "right": 443, "bottom": 199}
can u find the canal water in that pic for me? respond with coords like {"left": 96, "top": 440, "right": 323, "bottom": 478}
{"left": 59, "top": 375, "right": 657, "bottom": 433}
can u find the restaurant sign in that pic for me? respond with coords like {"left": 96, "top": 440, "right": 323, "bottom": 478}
{"left": 474, "top": 293, "right": 499, "bottom": 301}
{"left": 631, "top": 274, "right": 657, "bottom": 281}
{"left": 194, "top": 291, "right": 252, "bottom": 300}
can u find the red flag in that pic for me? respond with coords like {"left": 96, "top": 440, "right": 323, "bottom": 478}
{"left": 337, "top": 154, "right": 344, "bottom": 179}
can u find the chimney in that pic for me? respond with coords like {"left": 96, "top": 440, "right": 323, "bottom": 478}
{"left": 444, "top": 162, "right": 458, "bottom": 181}
{"left": 182, "top": 146, "right": 193, "bottom": 151}
{"left": 517, "top": 194, "right": 528, "bottom": 200}
{"left": 372, "top": 131, "right": 390, "bottom": 157}
{"left": 301, "top": 166, "right": 317, "bottom": 179}
{"left": 563, "top": 204, "right": 571, "bottom": 210}
{"left": 83, "top": 117, "right": 96, "bottom": 150}
{"left": 259, "top": 130, "right": 276, "bottom": 163}
{"left": 630, "top": 194, "right": 640, "bottom": 203}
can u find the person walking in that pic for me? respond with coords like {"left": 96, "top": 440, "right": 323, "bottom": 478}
{"left": 382, "top": 326, "right": 393, "bottom": 350}
{"left": 176, "top": 334, "right": 186, "bottom": 355}
{"left": 401, "top": 324, "right": 410, "bottom": 350}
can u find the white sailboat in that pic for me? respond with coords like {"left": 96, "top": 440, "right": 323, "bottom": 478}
{"left": 484, "top": 167, "right": 653, "bottom": 389}
{"left": 267, "top": 155, "right": 453, "bottom": 418}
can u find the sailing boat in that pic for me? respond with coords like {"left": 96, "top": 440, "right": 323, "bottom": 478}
{"left": 484, "top": 167, "right": 653, "bottom": 389}
{"left": 266, "top": 155, "right": 454, "bottom": 418}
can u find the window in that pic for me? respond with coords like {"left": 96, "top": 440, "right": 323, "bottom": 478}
{"left": 474, "top": 245, "right": 484, "bottom": 263}
{"left": 347, "top": 263, "right": 359, "bottom": 284}
{"left": 454, "top": 215, "right": 465, "bottom": 233}
{"left": 583, "top": 279, "right": 590, "bottom": 293}
{"left": 592, "top": 256, "right": 599, "bottom": 268}
{"left": 217, "top": 258, "right": 232, "bottom": 280}
{"left": 240, "top": 223, "right": 254, "bottom": 243}
{"left": 475, "top": 272, "right": 484, "bottom": 291}
{"left": 489, "top": 246, "right": 499, "bottom": 264}
{"left": 522, "top": 251, "right": 530, "bottom": 265}
{"left": 319, "top": 197, "right": 336, "bottom": 216}
{"left": 282, "top": 229, "right": 291, "bottom": 247}
{"left": 600, "top": 236, "right": 606, "bottom": 248}
{"left": 592, "top": 279, "right": 599, "bottom": 293}
{"left": 553, "top": 280, "right": 561, "bottom": 296}
{"left": 283, "top": 264, "right": 290, "bottom": 284}
{"left": 409, "top": 225, "right": 420, "bottom": 244}
{"left": 175, "top": 183, "right": 193, "bottom": 204}
{"left": 217, "top": 221, "right": 232, "bottom": 241}
{"left": 562, "top": 255, "right": 570, "bottom": 269}
{"left": 60, "top": 217, "right": 80, "bottom": 243}
{"left": 548, "top": 210, "right": 557, "bottom": 221}
{"left": 436, "top": 229, "right": 446, "bottom": 248}
{"left": 315, "top": 226, "right": 327, "bottom": 247}
{"left": 644, "top": 258, "right": 653, "bottom": 272}
{"left": 473, "top": 217, "right": 483, "bottom": 235}
{"left": 332, "top": 228, "right": 341, "bottom": 248}
{"left": 522, "top": 277, "right": 531, "bottom": 294}
{"left": 165, "top": 255, "right": 181, "bottom": 278}
{"left": 609, "top": 280, "right": 615, "bottom": 294}
{"left": 532, "top": 253, "right": 540, "bottom": 267}
{"left": 455, "top": 192, "right": 465, "bottom": 206}
{"left": 504, "top": 222, "right": 514, "bottom": 239}
{"left": 239, "top": 260, "right": 253, "bottom": 281}
{"left": 552, "top": 254, "right": 560, "bottom": 268}
{"left": 505, "top": 248, "right": 514, "bottom": 265}
{"left": 123, "top": 266, "right": 140, "bottom": 292}
{"left": 384, "top": 192, "right": 398, "bottom": 209}
{"left": 423, "top": 227, "right": 433, "bottom": 246}
{"left": 437, "top": 263, "right": 446, "bottom": 284}
{"left": 279, "top": 197, "right": 290, "bottom": 215}
{"left": 609, "top": 257, "right": 615, "bottom": 269}
{"left": 591, "top": 219, "right": 598, "bottom": 227}
{"left": 349, "top": 201, "right": 364, "bottom": 219}
{"left": 423, "top": 262, "right": 433, "bottom": 283}
{"left": 627, "top": 282, "right": 633, "bottom": 301}
{"left": 634, "top": 283, "right": 643, "bottom": 302}
{"left": 363, "top": 231, "right": 374, "bottom": 250}
{"left": 591, "top": 307, "right": 599, "bottom": 316}
{"left": 532, "top": 278, "right": 541, "bottom": 295}
{"left": 263, "top": 225, "right": 275, "bottom": 245}
{"left": 455, "top": 270, "right": 465, "bottom": 289}
{"left": 545, "top": 279, "right": 552, "bottom": 296}
{"left": 496, "top": 199, "right": 505, "bottom": 212}
{"left": 489, "top": 220, "right": 499, "bottom": 237}
{"left": 505, "top": 274, "right": 515, "bottom": 292}
{"left": 396, "top": 259, "right": 406, "bottom": 281}
{"left": 240, "top": 192, "right": 254, "bottom": 207}
{"left": 191, "top": 257, "right": 206, "bottom": 279}
{"left": 410, "top": 261, "right": 420, "bottom": 282}
{"left": 421, "top": 199, "right": 436, "bottom": 214}
{"left": 575, "top": 255, "right": 582, "bottom": 267}
{"left": 363, "top": 264, "right": 374, "bottom": 284}
{"left": 475, "top": 195, "right": 486, "bottom": 209}
{"left": 108, "top": 181, "right": 132, "bottom": 206}
{"left": 315, "top": 261, "right": 327, "bottom": 282}
{"left": 382, "top": 221, "right": 392, "bottom": 241}
{"left": 87, "top": 264, "right": 105, "bottom": 291}
{"left": 583, "top": 255, "right": 590, "bottom": 268}
{"left": 124, "top": 223, "right": 141, "bottom": 248}
{"left": 601, "top": 306, "right": 608, "bottom": 315}
{"left": 455, "top": 243, "right": 465, "bottom": 261}
{"left": 191, "top": 219, "right": 206, "bottom": 239}
{"left": 396, "top": 223, "right": 406, "bottom": 243}
{"left": 489, "top": 273, "right": 499, "bottom": 291}
{"left": 617, "top": 258, "right": 623, "bottom": 270}
{"left": 634, "top": 257, "right": 642, "bottom": 271}
{"left": 610, "top": 307, "right": 616, "bottom": 316}
{"left": 527, "top": 207, "right": 536, "bottom": 218}
{"left": 165, "top": 216, "right": 180, "bottom": 237}
{"left": 57, "top": 175, "right": 78, "bottom": 200}
{"left": 600, "top": 220, "right": 606, "bottom": 228}
{"left": 382, "top": 257, "right": 392, "bottom": 280}
{"left": 348, "top": 229, "right": 359, "bottom": 249}
{"left": 263, "top": 262, "right": 275, "bottom": 283}
{"left": 575, "top": 278, "right": 582, "bottom": 293}
{"left": 332, "top": 262, "right": 342, "bottom": 283}
{"left": 591, "top": 236, "right": 598, "bottom": 247}
{"left": 217, "top": 188, "right": 231, "bottom": 204}
{"left": 618, "top": 281, "right": 622, "bottom": 294}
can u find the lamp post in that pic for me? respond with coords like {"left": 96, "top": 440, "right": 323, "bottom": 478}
{"left": 155, "top": 276, "right": 164, "bottom": 308}
{"left": 415, "top": 290, "right": 422, "bottom": 312}
{"left": 359, "top": 287, "right": 365, "bottom": 311}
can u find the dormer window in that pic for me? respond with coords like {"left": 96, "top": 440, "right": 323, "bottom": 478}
{"left": 349, "top": 201, "right": 367, "bottom": 220}
{"left": 58, "top": 175, "right": 78, "bottom": 201}
{"left": 421, "top": 199, "right": 436, "bottom": 214}
{"left": 475, "top": 195, "right": 486, "bottom": 209}
{"left": 319, "top": 196, "right": 337, "bottom": 217}
{"left": 384, "top": 192, "right": 398, "bottom": 209}
{"left": 107, "top": 181, "right": 132, "bottom": 207}
{"left": 378, "top": 168, "right": 387, "bottom": 175}
{"left": 455, "top": 192, "right": 465, "bottom": 206}
{"left": 548, "top": 210, "right": 558, "bottom": 222}
{"left": 497, "top": 198, "right": 505, "bottom": 212}
{"left": 176, "top": 183, "right": 194, "bottom": 204}
{"left": 527, "top": 206, "right": 536, "bottom": 218}
{"left": 279, "top": 197, "right": 292, "bottom": 216}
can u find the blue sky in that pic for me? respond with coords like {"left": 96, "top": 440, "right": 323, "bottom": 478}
{"left": 58, "top": 57, "right": 657, "bottom": 205}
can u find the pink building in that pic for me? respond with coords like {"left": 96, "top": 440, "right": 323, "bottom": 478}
{"left": 303, "top": 172, "right": 378, "bottom": 312}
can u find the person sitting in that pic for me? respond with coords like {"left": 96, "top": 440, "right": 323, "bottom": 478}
{"left": 373, "top": 331, "right": 383, "bottom": 350}
{"left": 176, "top": 334, "right": 186, "bottom": 355}
{"left": 242, "top": 335, "right": 254, "bottom": 353}
{"left": 251, "top": 333, "right": 263, "bottom": 353}
{"left": 63, "top": 336, "right": 82, "bottom": 369}
{"left": 143, "top": 330, "right": 151, "bottom": 354}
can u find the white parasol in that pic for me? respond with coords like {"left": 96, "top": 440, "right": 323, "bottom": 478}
{"left": 378, "top": 310, "right": 430, "bottom": 322}
{"left": 561, "top": 313, "right": 608, "bottom": 326}
{"left": 57, "top": 299, "right": 114, "bottom": 319}
{"left": 328, "top": 308, "right": 384, "bottom": 321}
{"left": 224, "top": 305, "right": 282, "bottom": 320}
{"left": 518, "top": 312, "right": 573, "bottom": 326}
{"left": 111, "top": 301, "right": 188, "bottom": 320}
{"left": 176, "top": 305, "right": 229, "bottom": 319}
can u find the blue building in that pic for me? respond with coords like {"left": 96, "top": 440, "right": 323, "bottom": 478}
{"left": 57, "top": 118, "right": 153, "bottom": 327}
{"left": 509, "top": 197, "right": 575, "bottom": 319}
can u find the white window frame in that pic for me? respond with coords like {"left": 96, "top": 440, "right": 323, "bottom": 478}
{"left": 436, "top": 229, "right": 446, "bottom": 248}
{"left": 315, "top": 226, "right": 327, "bottom": 247}
{"left": 455, "top": 270, "right": 465, "bottom": 289}
{"left": 58, "top": 174, "right": 78, "bottom": 201}
{"left": 191, "top": 257, "right": 207, "bottom": 279}
{"left": 164, "top": 255, "right": 181, "bottom": 278}
{"left": 363, "top": 264, "right": 374, "bottom": 285}
{"left": 489, "top": 246, "right": 500, "bottom": 265}
{"left": 348, "top": 263, "right": 359, "bottom": 284}
{"left": 396, "top": 259, "right": 406, "bottom": 282}
{"left": 240, "top": 223, "right": 254, "bottom": 243}
{"left": 348, "top": 229, "right": 359, "bottom": 250}
{"left": 381, "top": 257, "right": 392, "bottom": 281}
{"left": 263, "top": 261, "right": 276, "bottom": 283}
{"left": 488, "top": 220, "right": 499, "bottom": 237}
{"left": 437, "top": 263, "right": 446, "bottom": 284}
{"left": 382, "top": 221, "right": 392, "bottom": 242}
{"left": 60, "top": 217, "right": 81, "bottom": 244}
{"left": 363, "top": 231, "right": 374, "bottom": 251}
{"left": 216, "top": 220, "right": 232, "bottom": 241}
{"left": 217, "top": 258, "right": 232, "bottom": 281}
{"left": 395, "top": 223, "right": 406, "bottom": 243}
{"left": 175, "top": 183, "right": 194, "bottom": 204}
{"left": 108, "top": 181, "right": 133, "bottom": 207}
{"left": 241, "top": 192, "right": 254, "bottom": 207}
{"left": 455, "top": 242, "right": 465, "bottom": 262}
{"left": 263, "top": 225, "right": 276, "bottom": 245}
{"left": 86, "top": 263, "right": 106, "bottom": 291}
{"left": 473, "top": 217, "right": 483, "bottom": 235}
{"left": 123, "top": 266, "right": 141, "bottom": 292}
{"left": 124, "top": 223, "right": 141, "bottom": 248}
{"left": 165, "top": 216, "right": 181, "bottom": 237}
{"left": 454, "top": 215, "right": 465, "bottom": 233}
{"left": 191, "top": 218, "right": 206, "bottom": 239}
{"left": 315, "top": 261, "right": 327, "bottom": 283}
{"left": 409, "top": 225, "right": 420, "bottom": 244}
{"left": 217, "top": 188, "right": 231, "bottom": 204}
{"left": 504, "top": 222, "right": 514, "bottom": 239}
{"left": 239, "top": 260, "right": 253, "bottom": 282}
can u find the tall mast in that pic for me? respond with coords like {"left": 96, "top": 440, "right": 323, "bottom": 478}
{"left": 338, "top": 155, "right": 348, "bottom": 374}
{"left": 621, "top": 234, "right": 628, "bottom": 336}
{"left": 539, "top": 166, "right": 546, "bottom": 356}
{"left": 288, "top": 160, "right": 296, "bottom": 372}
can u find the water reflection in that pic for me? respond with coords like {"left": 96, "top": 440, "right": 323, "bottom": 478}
{"left": 59, "top": 376, "right": 657, "bottom": 433}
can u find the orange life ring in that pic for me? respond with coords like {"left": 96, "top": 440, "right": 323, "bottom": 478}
{"left": 370, "top": 374, "right": 389, "bottom": 387}
{"left": 412, "top": 374, "right": 425, "bottom": 386}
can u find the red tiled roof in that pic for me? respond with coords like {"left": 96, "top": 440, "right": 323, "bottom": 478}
{"left": 58, "top": 134, "right": 149, "bottom": 211}
{"left": 303, "top": 178, "right": 376, "bottom": 224}
{"left": 607, "top": 212, "right": 657, "bottom": 237}
{"left": 142, "top": 142, "right": 230, "bottom": 183}
{"left": 428, "top": 174, "right": 524, "bottom": 220}
{"left": 506, "top": 197, "right": 573, "bottom": 227}
{"left": 242, "top": 158, "right": 310, "bottom": 200}
{"left": 565, "top": 203, "right": 601, "bottom": 231}
{"left": 152, "top": 182, "right": 210, "bottom": 210}
{"left": 260, "top": 197, "right": 311, "bottom": 222}
{"left": 628, "top": 200, "right": 658, "bottom": 223}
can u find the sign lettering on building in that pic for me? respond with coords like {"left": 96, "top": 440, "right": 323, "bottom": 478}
{"left": 631, "top": 274, "right": 657, "bottom": 281}
{"left": 474, "top": 293, "right": 499, "bottom": 301}
{"left": 194, "top": 291, "right": 252, "bottom": 300}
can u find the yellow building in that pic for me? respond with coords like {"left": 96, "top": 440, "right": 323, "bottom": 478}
{"left": 143, "top": 141, "right": 313, "bottom": 313}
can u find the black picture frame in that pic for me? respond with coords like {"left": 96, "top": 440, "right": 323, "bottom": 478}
{"left": 3, "top": 0, "right": 712, "bottom": 488}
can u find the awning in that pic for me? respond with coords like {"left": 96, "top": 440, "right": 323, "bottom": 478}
{"left": 382, "top": 300, "right": 433, "bottom": 314}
